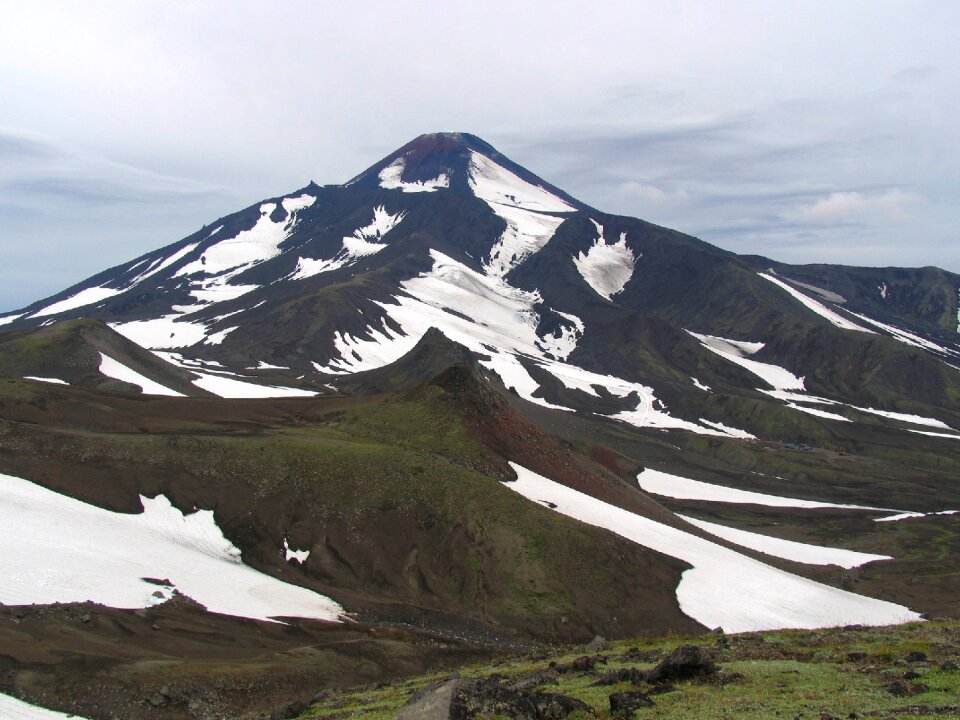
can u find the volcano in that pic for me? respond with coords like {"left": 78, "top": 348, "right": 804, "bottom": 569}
{"left": 2, "top": 132, "right": 959, "bottom": 719}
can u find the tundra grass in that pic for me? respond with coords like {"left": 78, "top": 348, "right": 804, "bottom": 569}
{"left": 299, "top": 620, "right": 960, "bottom": 719}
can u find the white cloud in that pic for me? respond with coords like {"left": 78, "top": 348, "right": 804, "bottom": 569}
{"left": 618, "top": 181, "right": 689, "bottom": 204}
{"left": 781, "top": 189, "right": 922, "bottom": 226}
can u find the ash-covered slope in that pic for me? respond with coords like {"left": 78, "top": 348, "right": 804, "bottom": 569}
{"left": 2, "top": 131, "right": 960, "bottom": 439}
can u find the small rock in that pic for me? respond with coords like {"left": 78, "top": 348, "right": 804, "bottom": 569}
{"left": 609, "top": 690, "right": 654, "bottom": 715}
{"left": 905, "top": 651, "right": 927, "bottom": 663}
{"left": 590, "top": 667, "right": 644, "bottom": 687}
{"left": 585, "top": 635, "right": 610, "bottom": 653}
{"left": 269, "top": 700, "right": 307, "bottom": 720}
{"left": 147, "top": 693, "right": 168, "bottom": 708}
{"left": 940, "top": 660, "right": 959, "bottom": 671}
{"left": 885, "top": 680, "right": 929, "bottom": 697}
{"left": 846, "top": 652, "right": 867, "bottom": 662}
{"left": 571, "top": 655, "right": 597, "bottom": 672}
{"left": 902, "top": 670, "right": 921, "bottom": 680}
{"left": 80, "top": 613, "right": 91, "bottom": 624}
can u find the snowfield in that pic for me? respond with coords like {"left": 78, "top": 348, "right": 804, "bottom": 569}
{"left": 688, "top": 331, "right": 805, "bottom": 391}
{"left": 98, "top": 352, "right": 184, "bottom": 396}
{"left": 758, "top": 272, "right": 874, "bottom": 333}
{"left": 505, "top": 463, "right": 919, "bottom": 632}
{"left": 677, "top": 514, "right": 891, "bottom": 569}
{"left": 378, "top": 157, "right": 450, "bottom": 192}
{"left": 573, "top": 221, "right": 636, "bottom": 300}
{"left": 292, "top": 205, "right": 406, "bottom": 280}
{"left": 636, "top": 468, "right": 892, "bottom": 511}
{"left": 0, "top": 472, "right": 343, "bottom": 623}
{"left": 0, "top": 693, "right": 90, "bottom": 720}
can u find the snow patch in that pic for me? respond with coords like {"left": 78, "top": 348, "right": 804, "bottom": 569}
{"left": 378, "top": 157, "right": 450, "bottom": 192}
{"left": 850, "top": 405, "right": 952, "bottom": 430}
{"left": 573, "top": 221, "right": 636, "bottom": 300}
{"left": 23, "top": 376, "right": 69, "bottom": 385}
{"left": 698, "top": 419, "right": 756, "bottom": 439}
{"left": 190, "top": 372, "right": 317, "bottom": 399}
{"left": 688, "top": 331, "right": 805, "bottom": 391}
{"left": 846, "top": 310, "right": 959, "bottom": 357}
{"left": 505, "top": 463, "right": 919, "bottom": 632}
{"left": 283, "top": 537, "right": 310, "bottom": 564}
{"left": 907, "top": 429, "right": 960, "bottom": 440}
{"left": 879, "top": 282, "right": 888, "bottom": 299}
{"left": 0, "top": 692, "right": 91, "bottom": 720}
{"left": 205, "top": 326, "right": 239, "bottom": 346}
{"left": 636, "top": 468, "right": 892, "bottom": 511}
{"left": 0, "top": 472, "right": 343, "bottom": 623}
{"left": 467, "top": 151, "right": 574, "bottom": 213}
{"left": 758, "top": 272, "right": 874, "bottom": 333}
{"left": 535, "top": 310, "right": 584, "bottom": 361}
{"left": 291, "top": 206, "right": 406, "bottom": 280}
{"left": 482, "top": 201, "right": 567, "bottom": 278}
{"left": 691, "top": 377, "right": 711, "bottom": 392}
{"left": 0, "top": 313, "right": 23, "bottom": 326}
{"left": 98, "top": 352, "right": 184, "bottom": 397}
{"left": 111, "top": 315, "right": 210, "bottom": 350}
{"left": 31, "top": 286, "right": 122, "bottom": 318}
{"left": 678, "top": 514, "right": 891, "bottom": 569}
{"left": 785, "top": 402, "right": 852, "bottom": 423}
{"left": 875, "top": 510, "right": 958, "bottom": 523}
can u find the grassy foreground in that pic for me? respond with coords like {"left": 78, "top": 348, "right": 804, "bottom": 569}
{"left": 297, "top": 620, "right": 960, "bottom": 719}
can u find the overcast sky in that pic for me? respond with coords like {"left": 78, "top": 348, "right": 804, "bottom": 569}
{"left": 2, "top": 1, "right": 958, "bottom": 312}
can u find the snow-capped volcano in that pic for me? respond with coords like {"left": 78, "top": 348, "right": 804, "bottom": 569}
{"left": 3, "top": 131, "right": 960, "bottom": 440}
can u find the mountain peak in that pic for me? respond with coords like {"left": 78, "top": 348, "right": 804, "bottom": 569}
{"left": 345, "top": 131, "right": 588, "bottom": 211}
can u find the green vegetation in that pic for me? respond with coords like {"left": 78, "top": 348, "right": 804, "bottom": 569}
{"left": 298, "top": 621, "right": 960, "bottom": 719}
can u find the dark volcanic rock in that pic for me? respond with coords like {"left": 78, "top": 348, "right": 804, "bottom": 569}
{"left": 590, "top": 667, "right": 645, "bottom": 686}
{"left": 609, "top": 690, "right": 654, "bottom": 714}
{"left": 450, "top": 676, "right": 591, "bottom": 720}
{"left": 645, "top": 644, "right": 717, "bottom": 683}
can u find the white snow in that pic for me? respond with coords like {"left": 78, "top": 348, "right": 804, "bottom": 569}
{"left": 850, "top": 405, "right": 952, "bottom": 430}
{"left": 191, "top": 372, "right": 317, "bottom": 399}
{"left": 536, "top": 310, "right": 584, "bottom": 361}
{"left": 482, "top": 201, "right": 567, "bottom": 278}
{"left": 0, "top": 693, "right": 90, "bottom": 720}
{"left": 467, "top": 151, "right": 574, "bottom": 213}
{"left": 31, "top": 286, "right": 122, "bottom": 318}
{"left": 126, "top": 242, "right": 201, "bottom": 286}
{"left": 0, "top": 313, "right": 23, "bottom": 326}
{"left": 879, "top": 282, "right": 889, "bottom": 300}
{"left": 875, "top": 510, "right": 958, "bottom": 522}
{"left": 785, "top": 402, "right": 852, "bottom": 422}
{"left": 204, "top": 326, "right": 239, "bottom": 346}
{"left": 572, "top": 221, "right": 636, "bottom": 300}
{"left": 172, "top": 195, "right": 313, "bottom": 306}
{"left": 283, "top": 537, "right": 310, "bottom": 564}
{"left": 846, "top": 310, "right": 959, "bottom": 356}
{"left": 98, "top": 352, "right": 184, "bottom": 397}
{"left": 505, "top": 463, "right": 919, "bottom": 632}
{"left": 111, "top": 314, "right": 210, "bottom": 350}
{"left": 23, "top": 376, "right": 69, "bottom": 385}
{"left": 698, "top": 419, "right": 756, "bottom": 439}
{"left": 313, "top": 251, "right": 747, "bottom": 432}
{"left": 0, "top": 472, "right": 343, "bottom": 623}
{"left": 907, "top": 429, "right": 960, "bottom": 439}
{"left": 378, "top": 157, "right": 450, "bottom": 193}
{"left": 677, "top": 514, "right": 891, "bottom": 569}
{"left": 249, "top": 361, "right": 289, "bottom": 370}
{"left": 758, "top": 272, "right": 875, "bottom": 333}
{"left": 691, "top": 377, "right": 712, "bottom": 392}
{"left": 688, "top": 331, "right": 806, "bottom": 391}
{"left": 291, "top": 206, "right": 406, "bottom": 280}
{"left": 759, "top": 389, "right": 839, "bottom": 405}
{"left": 636, "top": 468, "right": 892, "bottom": 511}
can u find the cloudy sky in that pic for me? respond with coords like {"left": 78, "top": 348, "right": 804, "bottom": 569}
{"left": 2, "top": 1, "right": 958, "bottom": 312}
